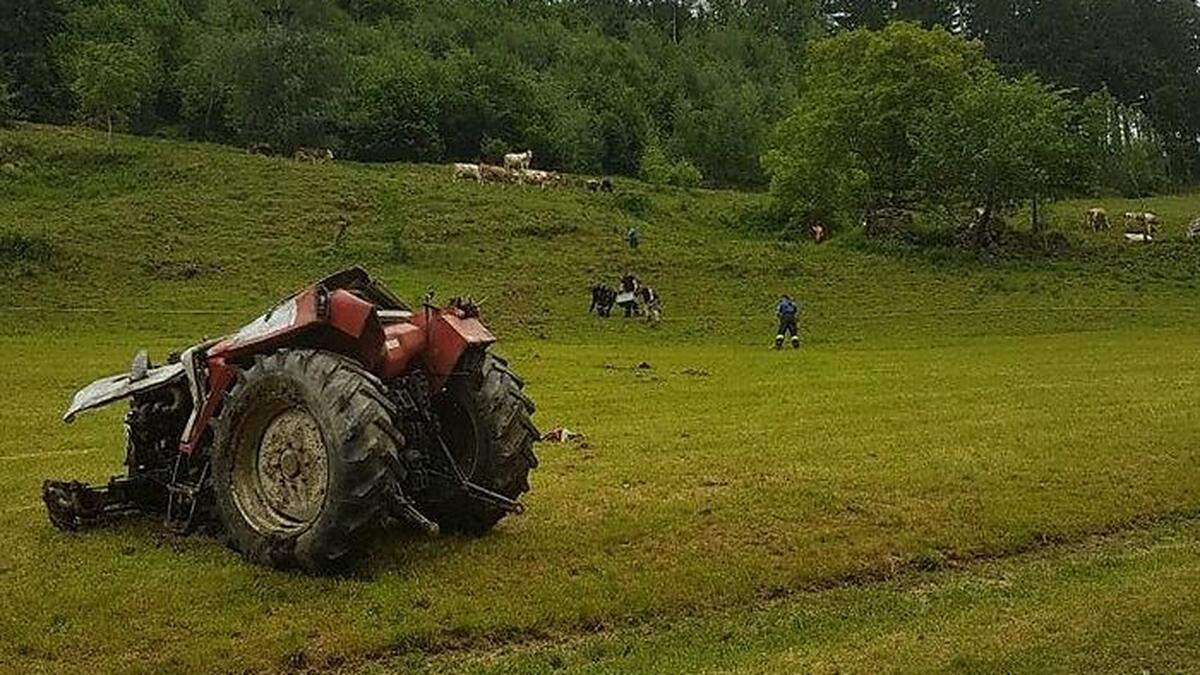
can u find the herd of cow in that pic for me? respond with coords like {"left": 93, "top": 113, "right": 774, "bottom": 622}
{"left": 589, "top": 274, "right": 662, "bottom": 325}
{"left": 1085, "top": 207, "right": 1200, "bottom": 243}
{"left": 452, "top": 150, "right": 615, "bottom": 192}
{"left": 279, "top": 145, "right": 1200, "bottom": 246}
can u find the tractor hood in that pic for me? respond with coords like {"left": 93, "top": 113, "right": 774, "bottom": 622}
{"left": 63, "top": 352, "right": 186, "bottom": 423}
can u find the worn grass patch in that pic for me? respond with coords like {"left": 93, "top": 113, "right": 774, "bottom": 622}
{"left": 405, "top": 520, "right": 1200, "bottom": 674}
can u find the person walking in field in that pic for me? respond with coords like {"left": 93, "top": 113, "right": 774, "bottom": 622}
{"left": 775, "top": 294, "right": 800, "bottom": 350}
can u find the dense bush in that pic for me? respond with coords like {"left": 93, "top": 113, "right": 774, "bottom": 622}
{"left": 639, "top": 137, "right": 702, "bottom": 188}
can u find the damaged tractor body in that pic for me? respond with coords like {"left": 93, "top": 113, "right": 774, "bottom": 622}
{"left": 45, "top": 268, "right": 538, "bottom": 572}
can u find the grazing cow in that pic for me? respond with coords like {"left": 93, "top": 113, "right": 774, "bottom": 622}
{"left": 587, "top": 177, "right": 614, "bottom": 193}
{"left": 453, "top": 162, "right": 482, "bottom": 182}
{"left": 247, "top": 142, "right": 272, "bottom": 156}
{"left": 589, "top": 284, "right": 616, "bottom": 317}
{"left": 1124, "top": 211, "right": 1160, "bottom": 237}
{"left": 480, "top": 164, "right": 512, "bottom": 183}
{"left": 294, "top": 147, "right": 334, "bottom": 163}
{"left": 1086, "top": 207, "right": 1109, "bottom": 232}
{"left": 1187, "top": 217, "right": 1200, "bottom": 240}
{"left": 636, "top": 286, "right": 662, "bottom": 325}
{"left": 810, "top": 224, "right": 826, "bottom": 244}
{"left": 521, "top": 169, "right": 557, "bottom": 188}
{"left": 504, "top": 150, "right": 533, "bottom": 172}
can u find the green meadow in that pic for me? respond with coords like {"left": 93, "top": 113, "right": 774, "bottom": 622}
{"left": 0, "top": 125, "right": 1197, "bottom": 672}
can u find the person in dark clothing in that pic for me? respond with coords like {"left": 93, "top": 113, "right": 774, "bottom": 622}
{"left": 589, "top": 284, "right": 615, "bottom": 316}
{"left": 618, "top": 273, "right": 640, "bottom": 318}
{"left": 775, "top": 295, "right": 800, "bottom": 349}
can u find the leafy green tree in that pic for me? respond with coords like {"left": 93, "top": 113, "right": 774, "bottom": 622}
{"left": 66, "top": 40, "right": 157, "bottom": 140}
{"left": 639, "top": 134, "right": 673, "bottom": 184}
{"left": 769, "top": 23, "right": 1096, "bottom": 244}
{"left": 0, "top": 0, "right": 70, "bottom": 122}
{"left": 338, "top": 44, "right": 443, "bottom": 162}
{"left": 667, "top": 157, "right": 703, "bottom": 187}
{"left": 962, "top": 0, "right": 1200, "bottom": 182}
{"left": 640, "top": 134, "right": 703, "bottom": 187}
{"left": 194, "top": 25, "right": 345, "bottom": 151}
{"left": 766, "top": 23, "right": 993, "bottom": 226}
{"left": 1078, "top": 90, "right": 1170, "bottom": 198}
{"left": 823, "top": 0, "right": 893, "bottom": 30}
{"left": 763, "top": 106, "right": 867, "bottom": 230}
{"left": 912, "top": 75, "right": 1088, "bottom": 237}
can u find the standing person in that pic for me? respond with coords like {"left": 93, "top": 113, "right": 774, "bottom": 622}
{"left": 775, "top": 294, "right": 800, "bottom": 350}
{"left": 618, "top": 273, "right": 640, "bottom": 318}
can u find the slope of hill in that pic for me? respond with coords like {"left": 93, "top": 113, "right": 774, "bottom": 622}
{"left": 2, "top": 124, "right": 1197, "bottom": 345}
{"left": 1, "top": 126, "right": 1199, "bottom": 672}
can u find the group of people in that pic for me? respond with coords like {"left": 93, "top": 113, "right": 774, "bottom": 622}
{"left": 589, "top": 281, "right": 801, "bottom": 347}
{"left": 589, "top": 273, "right": 662, "bottom": 324}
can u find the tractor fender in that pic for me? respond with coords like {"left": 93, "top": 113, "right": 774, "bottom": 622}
{"left": 63, "top": 354, "right": 186, "bottom": 423}
{"left": 417, "top": 309, "right": 496, "bottom": 389}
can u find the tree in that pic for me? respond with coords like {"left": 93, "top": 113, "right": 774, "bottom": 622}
{"left": 767, "top": 23, "right": 1096, "bottom": 245}
{"left": 66, "top": 40, "right": 157, "bottom": 140}
{"left": 0, "top": 0, "right": 70, "bottom": 122}
{"left": 763, "top": 106, "right": 867, "bottom": 229}
{"left": 912, "top": 75, "right": 1088, "bottom": 239}
{"left": 962, "top": 0, "right": 1200, "bottom": 182}
{"left": 1078, "top": 90, "right": 1170, "bottom": 198}
{"left": 765, "top": 23, "right": 994, "bottom": 226}
{"left": 823, "top": 0, "right": 893, "bottom": 30}
{"left": 640, "top": 134, "right": 703, "bottom": 187}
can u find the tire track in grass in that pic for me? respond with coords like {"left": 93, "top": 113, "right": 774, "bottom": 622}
{"left": 329, "top": 505, "right": 1200, "bottom": 672}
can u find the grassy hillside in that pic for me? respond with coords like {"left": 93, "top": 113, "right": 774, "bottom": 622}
{"left": 2, "top": 124, "right": 1197, "bottom": 345}
{"left": 0, "top": 126, "right": 1198, "bottom": 673}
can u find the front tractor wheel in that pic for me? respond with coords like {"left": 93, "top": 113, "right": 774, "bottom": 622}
{"left": 426, "top": 353, "right": 539, "bottom": 534}
{"left": 212, "top": 350, "right": 402, "bottom": 573}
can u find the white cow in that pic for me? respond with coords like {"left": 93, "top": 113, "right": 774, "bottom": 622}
{"left": 521, "top": 169, "right": 557, "bottom": 188}
{"left": 452, "top": 162, "right": 482, "bottom": 182}
{"left": 504, "top": 150, "right": 533, "bottom": 172}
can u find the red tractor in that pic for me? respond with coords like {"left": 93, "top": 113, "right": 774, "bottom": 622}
{"left": 43, "top": 268, "right": 538, "bottom": 572}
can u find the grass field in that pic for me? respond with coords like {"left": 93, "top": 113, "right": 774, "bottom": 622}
{"left": 0, "top": 125, "right": 1198, "bottom": 673}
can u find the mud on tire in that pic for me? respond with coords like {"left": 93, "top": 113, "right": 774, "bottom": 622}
{"left": 212, "top": 349, "right": 402, "bottom": 573}
{"left": 425, "top": 353, "right": 539, "bottom": 534}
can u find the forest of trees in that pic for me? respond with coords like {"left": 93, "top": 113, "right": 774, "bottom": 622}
{"left": 1, "top": 0, "right": 1198, "bottom": 193}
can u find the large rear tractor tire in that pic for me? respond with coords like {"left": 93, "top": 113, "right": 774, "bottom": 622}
{"left": 426, "top": 353, "right": 539, "bottom": 534}
{"left": 212, "top": 349, "right": 403, "bottom": 573}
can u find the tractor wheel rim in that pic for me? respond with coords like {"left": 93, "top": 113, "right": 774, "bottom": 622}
{"left": 237, "top": 408, "right": 328, "bottom": 533}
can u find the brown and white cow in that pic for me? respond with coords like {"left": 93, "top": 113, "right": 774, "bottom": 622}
{"left": 1086, "top": 207, "right": 1109, "bottom": 232}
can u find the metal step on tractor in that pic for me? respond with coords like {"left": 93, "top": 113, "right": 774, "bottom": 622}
{"left": 43, "top": 268, "right": 539, "bottom": 573}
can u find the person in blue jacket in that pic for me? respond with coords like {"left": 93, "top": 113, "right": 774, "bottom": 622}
{"left": 775, "top": 294, "right": 800, "bottom": 349}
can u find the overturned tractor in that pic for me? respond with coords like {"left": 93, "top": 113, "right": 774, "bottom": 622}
{"left": 44, "top": 268, "right": 538, "bottom": 572}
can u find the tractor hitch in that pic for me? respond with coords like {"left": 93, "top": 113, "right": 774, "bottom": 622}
{"left": 42, "top": 479, "right": 143, "bottom": 531}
